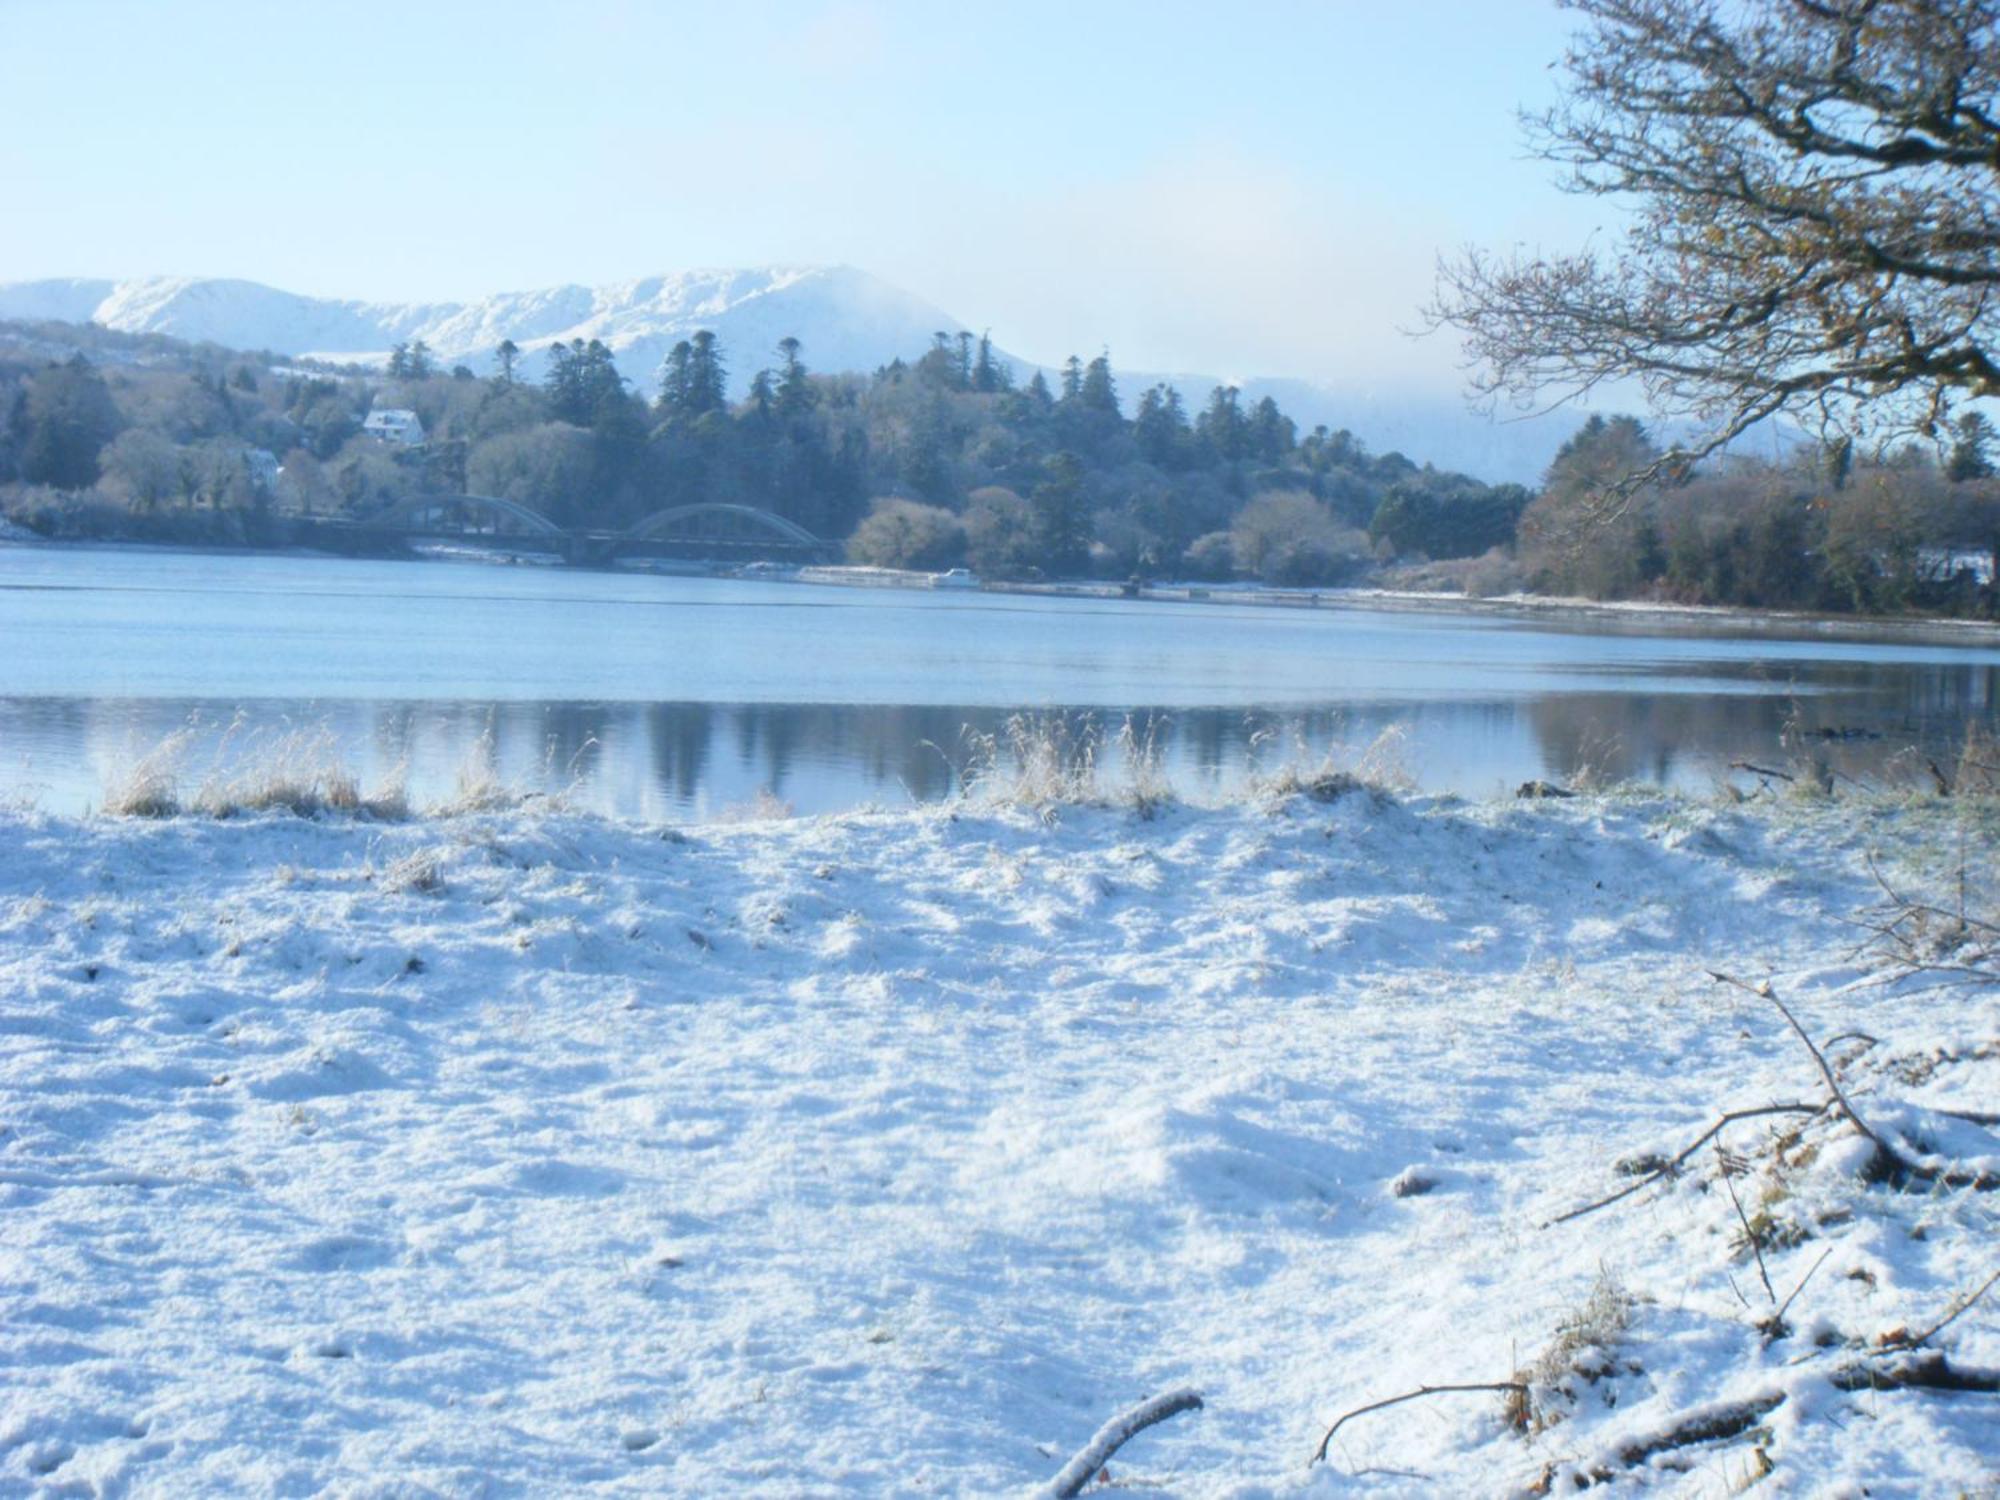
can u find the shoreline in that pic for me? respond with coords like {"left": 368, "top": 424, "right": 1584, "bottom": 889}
{"left": 6, "top": 530, "right": 1998, "bottom": 646}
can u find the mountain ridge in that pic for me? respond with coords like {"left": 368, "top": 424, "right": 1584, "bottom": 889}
{"left": 0, "top": 268, "right": 1579, "bottom": 482}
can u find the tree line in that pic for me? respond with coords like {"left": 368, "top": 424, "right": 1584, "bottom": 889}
{"left": 2, "top": 317, "right": 1994, "bottom": 616}
{"left": 0, "top": 323, "right": 1525, "bottom": 585}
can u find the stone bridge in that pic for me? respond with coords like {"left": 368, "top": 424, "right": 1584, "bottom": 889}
{"left": 328, "top": 495, "right": 836, "bottom": 565}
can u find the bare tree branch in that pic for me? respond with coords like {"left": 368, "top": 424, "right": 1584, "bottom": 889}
{"left": 1435, "top": 0, "right": 2000, "bottom": 464}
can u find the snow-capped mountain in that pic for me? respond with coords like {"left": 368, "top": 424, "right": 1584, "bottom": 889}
{"left": 0, "top": 266, "right": 973, "bottom": 393}
{"left": 0, "top": 267, "right": 1597, "bottom": 481}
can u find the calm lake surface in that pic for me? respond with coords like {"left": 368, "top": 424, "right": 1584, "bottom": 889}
{"left": 1, "top": 544, "right": 1996, "bottom": 817}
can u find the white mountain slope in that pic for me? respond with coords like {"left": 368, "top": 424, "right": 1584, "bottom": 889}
{"left": 0, "top": 267, "right": 1617, "bottom": 481}
{"left": 0, "top": 266, "right": 974, "bottom": 394}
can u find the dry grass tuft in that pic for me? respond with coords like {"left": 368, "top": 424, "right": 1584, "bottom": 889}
{"left": 380, "top": 848, "right": 447, "bottom": 894}
{"left": 1246, "top": 724, "right": 1411, "bottom": 806}
{"left": 102, "top": 724, "right": 406, "bottom": 821}
{"left": 1504, "top": 1272, "right": 1636, "bottom": 1434}
{"left": 717, "top": 788, "right": 795, "bottom": 823}
{"left": 959, "top": 712, "right": 1173, "bottom": 818}
{"left": 102, "top": 727, "right": 197, "bottom": 817}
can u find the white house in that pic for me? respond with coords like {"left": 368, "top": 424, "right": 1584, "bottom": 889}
{"left": 361, "top": 408, "right": 426, "bottom": 446}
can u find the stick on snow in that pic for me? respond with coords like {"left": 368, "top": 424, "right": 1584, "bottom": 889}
{"left": 1309, "top": 1383, "right": 1527, "bottom": 1468}
{"left": 1547, "top": 1102, "right": 1823, "bottom": 1227}
{"left": 1708, "top": 971, "right": 1911, "bottom": 1179}
{"left": 1037, "top": 1387, "right": 1202, "bottom": 1499}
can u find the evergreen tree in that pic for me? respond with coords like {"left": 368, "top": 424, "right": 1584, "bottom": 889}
{"left": 496, "top": 339, "right": 521, "bottom": 385}
{"left": 386, "top": 343, "right": 412, "bottom": 380}
{"left": 1948, "top": 412, "right": 1996, "bottom": 482}
{"left": 972, "top": 332, "right": 1008, "bottom": 393}
{"left": 776, "top": 337, "right": 816, "bottom": 416}
{"left": 544, "top": 339, "right": 626, "bottom": 425}
{"left": 746, "top": 368, "right": 776, "bottom": 424}
{"left": 915, "top": 332, "right": 959, "bottom": 389}
{"left": 687, "top": 331, "right": 727, "bottom": 415}
{"left": 955, "top": 332, "right": 975, "bottom": 391}
{"left": 1080, "top": 352, "right": 1118, "bottom": 415}
{"left": 1025, "top": 371, "right": 1054, "bottom": 410}
{"left": 1059, "top": 356, "right": 1084, "bottom": 404}
{"left": 1030, "top": 451, "right": 1091, "bottom": 575}
{"left": 18, "top": 355, "right": 121, "bottom": 489}
{"left": 1196, "top": 386, "right": 1248, "bottom": 462}
{"left": 1248, "top": 396, "right": 1295, "bottom": 462}
{"left": 1134, "top": 383, "right": 1189, "bottom": 467}
{"left": 407, "top": 340, "right": 436, "bottom": 381}
{"left": 658, "top": 341, "right": 694, "bottom": 418}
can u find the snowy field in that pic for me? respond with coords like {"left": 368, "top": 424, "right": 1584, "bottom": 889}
{"left": 1, "top": 784, "right": 1996, "bottom": 1496}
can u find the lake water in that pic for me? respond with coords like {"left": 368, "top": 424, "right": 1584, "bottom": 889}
{"left": 1, "top": 544, "right": 1996, "bottom": 817}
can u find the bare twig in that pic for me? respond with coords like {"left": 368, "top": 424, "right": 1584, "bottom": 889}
{"left": 1547, "top": 1103, "right": 1824, "bottom": 1227}
{"left": 1717, "top": 1143, "right": 1776, "bottom": 1303}
{"left": 1040, "top": 1387, "right": 1202, "bottom": 1499}
{"left": 1866, "top": 856, "right": 2000, "bottom": 939}
{"left": 1708, "top": 972, "right": 1907, "bottom": 1177}
{"left": 1309, "top": 1383, "right": 1528, "bottom": 1468}
{"left": 1772, "top": 1247, "right": 1835, "bottom": 1332}
{"left": 1731, "top": 760, "right": 1796, "bottom": 783}
{"left": 1884, "top": 1269, "right": 2000, "bottom": 1352}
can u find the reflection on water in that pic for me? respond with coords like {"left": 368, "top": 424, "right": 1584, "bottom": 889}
{"left": 0, "top": 544, "right": 1995, "bottom": 816}
{"left": 3, "top": 679, "right": 1995, "bottom": 818}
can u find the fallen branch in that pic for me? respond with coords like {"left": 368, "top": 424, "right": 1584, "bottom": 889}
{"left": 1610, "top": 1392, "right": 1785, "bottom": 1468}
{"left": 1309, "top": 1383, "right": 1526, "bottom": 1468}
{"left": 1883, "top": 1268, "right": 2000, "bottom": 1352}
{"left": 1731, "top": 760, "right": 1796, "bottom": 783}
{"left": 1039, "top": 1387, "right": 1202, "bottom": 1499}
{"left": 1546, "top": 1103, "right": 1824, "bottom": 1227}
{"left": 1708, "top": 972, "right": 1915, "bottom": 1181}
{"left": 1575, "top": 1353, "right": 2000, "bottom": 1482}
{"left": 1832, "top": 1349, "right": 2000, "bottom": 1394}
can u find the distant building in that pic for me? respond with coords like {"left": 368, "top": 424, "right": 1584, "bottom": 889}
{"left": 362, "top": 408, "right": 426, "bottom": 446}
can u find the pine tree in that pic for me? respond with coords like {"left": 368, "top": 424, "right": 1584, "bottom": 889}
{"left": 1134, "top": 383, "right": 1189, "bottom": 467}
{"left": 1196, "top": 386, "right": 1248, "bottom": 462}
{"left": 1248, "top": 396, "right": 1295, "bottom": 462}
{"left": 1031, "top": 451, "right": 1091, "bottom": 575}
{"left": 1080, "top": 352, "right": 1118, "bottom": 414}
{"left": 658, "top": 341, "right": 694, "bottom": 418}
{"left": 687, "top": 331, "right": 727, "bottom": 415}
{"left": 776, "top": 337, "right": 816, "bottom": 416}
{"left": 746, "top": 368, "right": 776, "bottom": 424}
{"left": 496, "top": 339, "right": 520, "bottom": 385}
{"left": 1059, "top": 356, "right": 1084, "bottom": 404}
{"left": 386, "top": 343, "right": 412, "bottom": 380}
{"left": 972, "top": 332, "right": 1008, "bottom": 393}
{"left": 1947, "top": 412, "right": 1996, "bottom": 482}
{"left": 407, "top": 340, "right": 436, "bottom": 381}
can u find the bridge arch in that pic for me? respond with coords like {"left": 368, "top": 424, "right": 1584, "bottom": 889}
{"left": 371, "top": 493, "right": 566, "bottom": 537}
{"left": 621, "top": 503, "right": 823, "bottom": 548}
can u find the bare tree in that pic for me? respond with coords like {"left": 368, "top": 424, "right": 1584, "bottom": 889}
{"left": 1436, "top": 0, "right": 2000, "bottom": 470}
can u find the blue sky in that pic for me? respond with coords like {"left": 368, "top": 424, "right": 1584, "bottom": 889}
{"left": 0, "top": 0, "right": 1604, "bottom": 389}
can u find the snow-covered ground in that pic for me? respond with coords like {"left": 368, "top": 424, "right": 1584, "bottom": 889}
{"left": 1, "top": 786, "right": 1995, "bottom": 1495}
